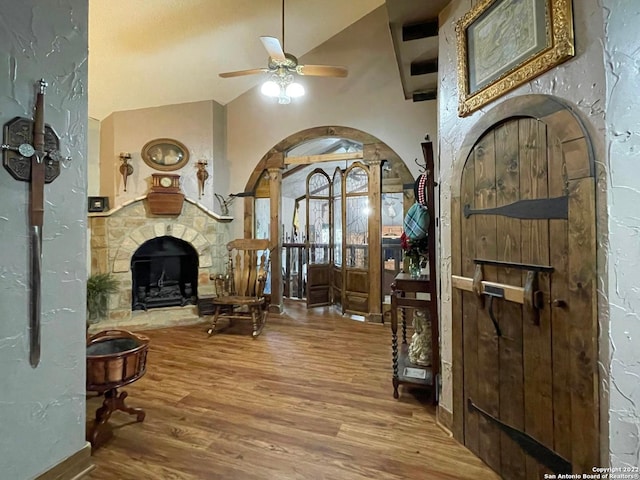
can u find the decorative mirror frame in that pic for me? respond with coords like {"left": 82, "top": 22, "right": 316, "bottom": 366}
{"left": 455, "top": 0, "right": 574, "bottom": 117}
{"left": 141, "top": 138, "right": 189, "bottom": 171}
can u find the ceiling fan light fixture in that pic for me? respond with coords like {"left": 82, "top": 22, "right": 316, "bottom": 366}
{"left": 285, "top": 82, "right": 304, "bottom": 98}
{"left": 261, "top": 72, "right": 304, "bottom": 103}
{"left": 277, "top": 93, "right": 291, "bottom": 105}
{"left": 219, "top": 0, "right": 348, "bottom": 101}
{"left": 261, "top": 80, "right": 280, "bottom": 97}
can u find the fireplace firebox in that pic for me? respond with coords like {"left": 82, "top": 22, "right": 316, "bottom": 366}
{"left": 131, "top": 236, "right": 198, "bottom": 310}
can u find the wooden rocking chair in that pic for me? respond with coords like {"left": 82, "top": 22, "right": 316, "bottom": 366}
{"left": 207, "top": 239, "right": 271, "bottom": 338}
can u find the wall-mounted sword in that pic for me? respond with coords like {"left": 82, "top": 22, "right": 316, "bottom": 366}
{"left": 2, "top": 79, "right": 70, "bottom": 368}
{"left": 28, "top": 80, "right": 47, "bottom": 368}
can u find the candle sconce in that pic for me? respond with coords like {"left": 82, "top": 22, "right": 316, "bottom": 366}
{"left": 119, "top": 152, "right": 134, "bottom": 192}
{"left": 196, "top": 160, "right": 209, "bottom": 198}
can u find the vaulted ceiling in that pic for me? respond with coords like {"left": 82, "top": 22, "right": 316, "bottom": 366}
{"left": 385, "top": 0, "right": 452, "bottom": 101}
{"left": 88, "top": 0, "right": 450, "bottom": 120}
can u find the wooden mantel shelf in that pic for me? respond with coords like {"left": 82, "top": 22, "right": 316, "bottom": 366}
{"left": 88, "top": 196, "right": 233, "bottom": 222}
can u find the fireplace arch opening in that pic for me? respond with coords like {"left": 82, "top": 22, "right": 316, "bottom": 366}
{"left": 131, "top": 236, "right": 198, "bottom": 310}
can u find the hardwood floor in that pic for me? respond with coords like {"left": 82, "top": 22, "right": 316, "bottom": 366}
{"left": 87, "top": 300, "right": 498, "bottom": 480}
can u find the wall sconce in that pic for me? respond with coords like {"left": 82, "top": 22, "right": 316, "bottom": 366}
{"left": 196, "top": 160, "right": 209, "bottom": 198}
{"left": 119, "top": 152, "right": 133, "bottom": 192}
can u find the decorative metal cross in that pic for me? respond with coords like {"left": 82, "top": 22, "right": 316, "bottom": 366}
{"left": 1, "top": 79, "right": 70, "bottom": 368}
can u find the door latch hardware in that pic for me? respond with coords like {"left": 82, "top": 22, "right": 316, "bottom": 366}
{"left": 484, "top": 285, "right": 504, "bottom": 337}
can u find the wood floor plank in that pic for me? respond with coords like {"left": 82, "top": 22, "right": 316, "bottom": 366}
{"left": 87, "top": 300, "right": 498, "bottom": 480}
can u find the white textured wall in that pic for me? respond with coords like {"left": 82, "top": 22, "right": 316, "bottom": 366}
{"left": 0, "top": 1, "right": 89, "bottom": 479}
{"left": 211, "top": 101, "right": 228, "bottom": 212}
{"left": 437, "top": 0, "right": 608, "bottom": 440}
{"left": 602, "top": 0, "right": 640, "bottom": 468}
{"left": 88, "top": 118, "right": 100, "bottom": 272}
{"left": 226, "top": 6, "right": 437, "bottom": 240}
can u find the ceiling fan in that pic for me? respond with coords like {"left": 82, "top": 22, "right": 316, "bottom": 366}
{"left": 218, "top": 0, "right": 348, "bottom": 103}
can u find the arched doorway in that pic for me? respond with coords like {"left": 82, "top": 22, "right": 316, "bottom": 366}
{"left": 243, "top": 126, "right": 414, "bottom": 322}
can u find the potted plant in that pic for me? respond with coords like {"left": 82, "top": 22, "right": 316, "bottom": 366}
{"left": 86, "top": 273, "right": 119, "bottom": 328}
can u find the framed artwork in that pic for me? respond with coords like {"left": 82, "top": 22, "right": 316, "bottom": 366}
{"left": 141, "top": 138, "right": 189, "bottom": 171}
{"left": 456, "top": 0, "right": 574, "bottom": 117}
{"left": 88, "top": 196, "right": 109, "bottom": 212}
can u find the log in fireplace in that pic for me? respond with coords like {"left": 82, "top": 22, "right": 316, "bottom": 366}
{"left": 131, "top": 236, "right": 198, "bottom": 310}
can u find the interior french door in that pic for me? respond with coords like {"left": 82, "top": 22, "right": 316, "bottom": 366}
{"left": 341, "top": 162, "right": 370, "bottom": 315}
{"left": 305, "top": 162, "right": 371, "bottom": 315}
{"left": 331, "top": 167, "right": 343, "bottom": 310}
{"left": 306, "top": 169, "right": 331, "bottom": 307}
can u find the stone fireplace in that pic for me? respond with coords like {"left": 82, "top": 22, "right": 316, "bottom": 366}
{"left": 131, "top": 236, "right": 199, "bottom": 311}
{"left": 89, "top": 196, "right": 231, "bottom": 331}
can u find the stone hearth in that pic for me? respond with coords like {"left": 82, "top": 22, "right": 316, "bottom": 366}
{"left": 89, "top": 196, "right": 231, "bottom": 331}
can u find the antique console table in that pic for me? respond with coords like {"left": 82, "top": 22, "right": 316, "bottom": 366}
{"left": 390, "top": 272, "right": 439, "bottom": 403}
{"left": 390, "top": 141, "right": 439, "bottom": 403}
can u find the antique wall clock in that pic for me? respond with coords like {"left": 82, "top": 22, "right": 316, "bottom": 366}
{"left": 147, "top": 173, "right": 184, "bottom": 215}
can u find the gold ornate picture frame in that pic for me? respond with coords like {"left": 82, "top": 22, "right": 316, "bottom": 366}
{"left": 141, "top": 138, "right": 189, "bottom": 171}
{"left": 456, "top": 0, "right": 574, "bottom": 117}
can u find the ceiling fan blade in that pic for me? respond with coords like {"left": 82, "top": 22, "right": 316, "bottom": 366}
{"left": 296, "top": 64, "right": 348, "bottom": 78}
{"left": 260, "top": 36, "right": 286, "bottom": 63}
{"left": 219, "top": 68, "right": 269, "bottom": 78}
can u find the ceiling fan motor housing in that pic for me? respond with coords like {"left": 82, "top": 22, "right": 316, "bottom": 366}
{"left": 268, "top": 53, "right": 298, "bottom": 71}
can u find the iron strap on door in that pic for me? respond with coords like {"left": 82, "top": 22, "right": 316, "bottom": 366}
{"left": 467, "top": 399, "right": 572, "bottom": 474}
{"left": 463, "top": 196, "right": 569, "bottom": 219}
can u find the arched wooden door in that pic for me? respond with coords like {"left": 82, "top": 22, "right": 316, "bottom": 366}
{"left": 451, "top": 115, "right": 598, "bottom": 478}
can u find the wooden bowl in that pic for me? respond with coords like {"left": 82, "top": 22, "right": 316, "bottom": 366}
{"left": 86, "top": 330, "right": 150, "bottom": 392}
